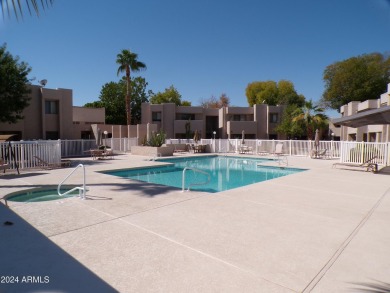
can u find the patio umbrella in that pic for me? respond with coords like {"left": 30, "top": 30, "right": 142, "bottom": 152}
{"left": 241, "top": 130, "right": 245, "bottom": 145}
{"left": 314, "top": 129, "right": 320, "bottom": 154}
{"left": 193, "top": 130, "right": 200, "bottom": 144}
{"left": 146, "top": 123, "right": 151, "bottom": 141}
{"left": 96, "top": 129, "right": 102, "bottom": 146}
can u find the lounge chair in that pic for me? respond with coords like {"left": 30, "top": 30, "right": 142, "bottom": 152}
{"left": 256, "top": 141, "right": 269, "bottom": 155}
{"left": 332, "top": 156, "right": 378, "bottom": 173}
{"left": 273, "top": 143, "right": 284, "bottom": 156}
{"left": 311, "top": 149, "right": 329, "bottom": 159}
{"left": 173, "top": 144, "right": 186, "bottom": 154}
{"left": 34, "top": 156, "right": 71, "bottom": 169}
{"left": 271, "top": 143, "right": 288, "bottom": 165}
{"left": 103, "top": 148, "right": 114, "bottom": 159}
{"left": 239, "top": 145, "right": 253, "bottom": 154}
{"left": 0, "top": 158, "right": 10, "bottom": 173}
{"left": 188, "top": 144, "right": 196, "bottom": 153}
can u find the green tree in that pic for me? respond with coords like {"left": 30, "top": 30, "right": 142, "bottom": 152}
{"left": 150, "top": 85, "right": 191, "bottom": 106}
{"left": 321, "top": 52, "right": 390, "bottom": 110}
{"left": 246, "top": 80, "right": 304, "bottom": 106}
{"left": 130, "top": 77, "right": 150, "bottom": 124}
{"left": 199, "top": 93, "right": 230, "bottom": 108}
{"left": 275, "top": 105, "right": 305, "bottom": 139}
{"left": 277, "top": 80, "right": 305, "bottom": 107}
{"left": 246, "top": 81, "right": 278, "bottom": 106}
{"left": 116, "top": 49, "right": 146, "bottom": 125}
{"left": 84, "top": 77, "right": 149, "bottom": 125}
{"left": 1, "top": 0, "right": 54, "bottom": 21}
{"left": 0, "top": 44, "right": 31, "bottom": 123}
{"left": 291, "top": 100, "right": 328, "bottom": 140}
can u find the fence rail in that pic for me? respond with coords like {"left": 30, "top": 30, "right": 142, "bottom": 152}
{"left": 61, "top": 140, "right": 97, "bottom": 158}
{"left": 339, "top": 141, "right": 387, "bottom": 166}
{"left": 192, "top": 139, "right": 342, "bottom": 158}
{"left": 0, "top": 140, "right": 61, "bottom": 169}
{"left": 104, "top": 138, "right": 139, "bottom": 153}
{"left": 1, "top": 138, "right": 389, "bottom": 171}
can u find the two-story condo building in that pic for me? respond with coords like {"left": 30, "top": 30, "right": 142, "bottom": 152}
{"left": 0, "top": 85, "right": 105, "bottom": 140}
{"left": 333, "top": 83, "right": 390, "bottom": 142}
{"left": 141, "top": 103, "right": 286, "bottom": 140}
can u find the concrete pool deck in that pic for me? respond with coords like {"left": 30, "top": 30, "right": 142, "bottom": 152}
{"left": 0, "top": 154, "right": 389, "bottom": 292}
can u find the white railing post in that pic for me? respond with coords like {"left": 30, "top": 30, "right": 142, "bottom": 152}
{"left": 340, "top": 141, "right": 345, "bottom": 162}
{"left": 20, "top": 141, "right": 25, "bottom": 169}
{"left": 330, "top": 140, "right": 334, "bottom": 158}
{"left": 360, "top": 141, "right": 365, "bottom": 164}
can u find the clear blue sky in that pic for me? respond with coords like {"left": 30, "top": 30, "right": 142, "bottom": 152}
{"left": 1, "top": 0, "right": 390, "bottom": 118}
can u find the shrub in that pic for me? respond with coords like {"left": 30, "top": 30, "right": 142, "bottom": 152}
{"left": 146, "top": 130, "right": 166, "bottom": 147}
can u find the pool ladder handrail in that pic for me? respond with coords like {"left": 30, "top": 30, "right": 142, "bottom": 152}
{"left": 57, "top": 164, "right": 88, "bottom": 199}
{"left": 182, "top": 167, "right": 210, "bottom": 192}
{"left": 277, "top": 155, "right": 288, "bottom": 166}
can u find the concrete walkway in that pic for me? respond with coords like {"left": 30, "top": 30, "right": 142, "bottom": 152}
{"left": 1, "top": 154, "right": 389, "bottom": 292}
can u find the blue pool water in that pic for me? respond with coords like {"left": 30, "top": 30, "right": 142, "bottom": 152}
{"left": 102, "top": 156, "right": 306, "bottom": 193}
{"left": 6, "top": 188, "right": 79, "bottom": 202}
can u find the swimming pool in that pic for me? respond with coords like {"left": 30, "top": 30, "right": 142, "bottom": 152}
{"left": 5, "top": 188, "right": 79, "bottom": 203}
{"left": 102, "top": 156, "right": 306, "bottom": 193}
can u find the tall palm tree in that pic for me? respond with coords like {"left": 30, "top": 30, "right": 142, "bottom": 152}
{"left": 116, "top": 49, "right": 146, "bottom": 125}
{"left": 1, "top": 0, "right": 54, "bottom": 21}
{"left": 292, "top": 100, "right": 328, "bottom": 140}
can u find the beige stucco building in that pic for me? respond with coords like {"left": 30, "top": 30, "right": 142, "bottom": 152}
{"left": 141, "top": 103, "right": 286, "bottom": 140}
{"left": 335, "top": 83, "right": 390, "bottom": 142}
{"left": 0, "top": 85, "right": 105, "bottom": 140}
{"left": 0, "top": 84, "right": 290, "bottom": 142}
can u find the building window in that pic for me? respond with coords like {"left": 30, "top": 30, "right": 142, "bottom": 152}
{"left": 45, "top": 101, "right": 58, "bottom": 114}
{"left": 46, "top": 131, "right": 59, "bottom": 140}
{"left": 81, "top": 131, "right": 92, "bottom": 139}
{"left": 176, "top": 113, "right": 195, "bottom": 120}
{"left": 269, "top": 113, "right": 278, "bottom": 123}
{"left": 152, "top": 112, "right": 161, "bottom": 122}
{"left": 85, "top": 122, "right": 102, "bottom": 125}
{"left": 269, "top": 134, "right": 278, "bottom": 140}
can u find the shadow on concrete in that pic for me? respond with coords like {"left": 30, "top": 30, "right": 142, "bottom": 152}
{"left": 377, "top": 166, "right": 390, "bottom": 175}
{"left": 0, "top": 204, "right": 117, "bottom": 292}
{"left": 0, "top": 172, "right": 50, "bottom": 179}
{"left": 90, "top": 181, "right": 188, "bottom": 197}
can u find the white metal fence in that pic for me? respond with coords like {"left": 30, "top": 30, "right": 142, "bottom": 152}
{"left": 60, "top": 138, "right": 139, "bottom": 157}
{"left": 103, "top": 137, "right": 139, "bottom": 153}
{"left": 1, "top": 138, "right": 388, "bottom": 171}
{"left": 339, "top": 141, "right": 387, "bottom": 166}
{"left": 0, "top": 140, "right": 61, "bottom": 169}
{"left": 61, "top": 140, "right": 97, "bottom": 157}
{"left": 172, "top": 139, "right": 341, "bottom": 158}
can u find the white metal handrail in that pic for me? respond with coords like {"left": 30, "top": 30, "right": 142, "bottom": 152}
{"left": 277, "top": 155, "right": 288, "bottom": 166}
{"left": 57, "top": 164, "right": 88, "bottom": 199}
{"left": 182, "top": 167, "right": 210, "bottom": 192}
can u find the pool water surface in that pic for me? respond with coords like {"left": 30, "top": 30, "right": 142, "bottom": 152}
{"left": 5, "top": 188, "right": 79, "bottom": 203}
{"left": 102, "top": 156, "right": 306, "bottom": 193}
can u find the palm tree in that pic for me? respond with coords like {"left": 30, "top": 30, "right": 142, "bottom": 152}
{"left": 292, "top": 100, "right": 328, "bottom": 140}
{"left": 1, "top": 0, "right": 54, "bottom": 21}
{"left": 116, "top": 49, "right": 146, "bottom": 125}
